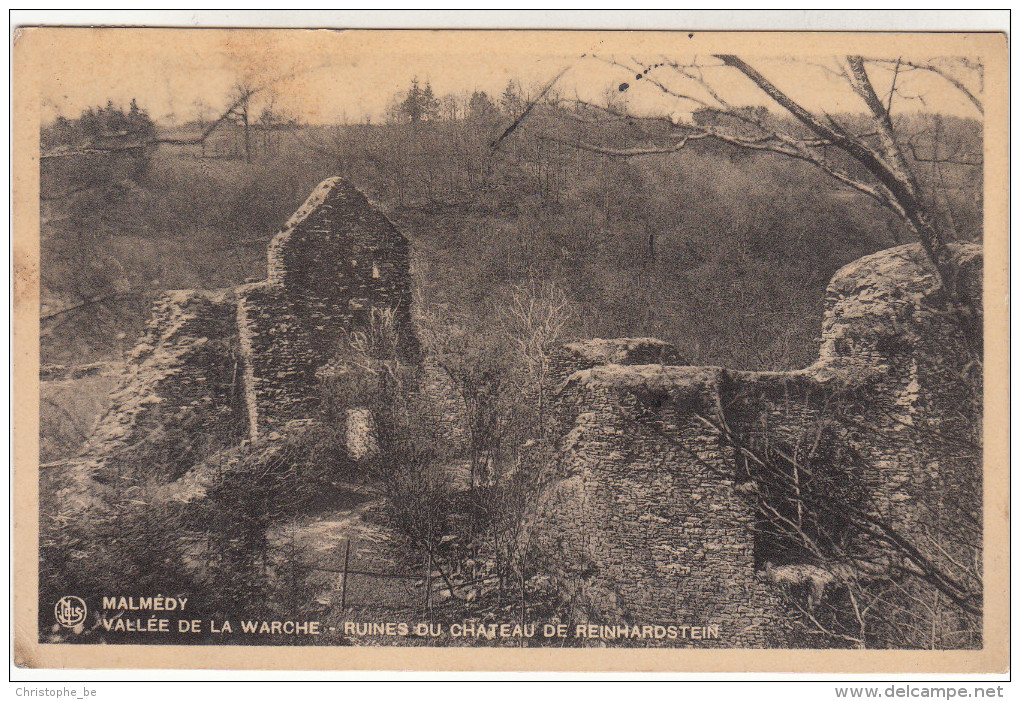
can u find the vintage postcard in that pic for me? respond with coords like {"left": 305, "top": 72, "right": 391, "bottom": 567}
{"left": 11, "top": 26, "right": 1008, "bottom": 672}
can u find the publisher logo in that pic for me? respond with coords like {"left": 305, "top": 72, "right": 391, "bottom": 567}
{"left": 55, "top": 596, "right": 87, "bottom": 628}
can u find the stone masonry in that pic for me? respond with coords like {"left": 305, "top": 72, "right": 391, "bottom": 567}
{"left": 50, "top": 176, "right": 981, "bottom": 648}
{"left": 237, "top": 177, "right": 417, "bottom": 439}
{"left": 55, "top": 178, "right": 417, "bottom": 508}
{"left": 524, "top": 243, "right": 981, "bottom": 647}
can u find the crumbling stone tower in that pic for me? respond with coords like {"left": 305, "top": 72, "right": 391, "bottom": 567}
{"left": 56, "top": 178, "right": 417, "bottom": 506}
{"left": 237, "top": 177, "right": 417, "bottom": 439}
{"left": 525, "top": 244, "right": 982, "bottom": 648}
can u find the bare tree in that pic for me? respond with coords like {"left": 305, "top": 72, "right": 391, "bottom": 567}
{"left": 535, "top": 54, "right": 985, "bottom": 648}
{"left": 227, "top": 81, "right": 254, "bottom": 162}
{"left": 499, "top": 280, "right": 575, "bottom": 434}
{"left": 545, "top": 54, "right": 983, "bottom": 353}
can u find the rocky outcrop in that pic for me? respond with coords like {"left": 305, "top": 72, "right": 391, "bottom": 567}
{"left": 55, "top": 289, "right": 242, "bottom": 510}
{"left": 525, "top": 243, "right": 981, "bottom": 647}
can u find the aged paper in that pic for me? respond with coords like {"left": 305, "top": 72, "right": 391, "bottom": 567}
{"left": 12, "top": 27, "right": 1008, "bottom": 672}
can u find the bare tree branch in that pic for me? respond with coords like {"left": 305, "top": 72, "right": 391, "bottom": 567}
{"left": 41, "top": 291, "right": 143, "bottom": 322}
{"left": 490, "top": 65, "right": 572, "bottom": 152}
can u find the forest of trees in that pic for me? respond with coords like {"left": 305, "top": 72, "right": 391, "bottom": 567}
{"left": 384, "top": 78, "right": 525, "bottom": 124}
{"left": 41, "top": 98, "right": 157, "bottom": 151}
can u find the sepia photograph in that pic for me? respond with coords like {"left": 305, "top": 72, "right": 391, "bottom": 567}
{"left": 11, "top": 21, "right": 1009, "bottom": 673}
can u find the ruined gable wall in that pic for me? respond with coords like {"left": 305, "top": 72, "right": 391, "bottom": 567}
{"left": 266, "top": 176, "right": 416, "bottom": 356}
{"left": 238, "top": 177, "right": 418, "bottom": 439}
{"left": 526, "top": 243, "right": 981, "bottom": 646}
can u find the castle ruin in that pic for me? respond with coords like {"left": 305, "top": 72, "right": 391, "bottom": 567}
{"left": 525, "top": 243, "right": 981, "bottom": 647}
{"left": 56, "top": 178, "right": 417, "bottom": 508}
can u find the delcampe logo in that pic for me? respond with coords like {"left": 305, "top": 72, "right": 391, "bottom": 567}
{"left": 54, "top": 596, "right": 87, "bottom": 629}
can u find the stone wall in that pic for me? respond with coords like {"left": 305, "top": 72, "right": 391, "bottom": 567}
{"left": 55, "top": 178, "right": 418, "bottom": 505}
{"left": 528, "top": 364, "right": 788, "bottom": 647}
{"left": 546, "top": 338, "right": 686, "bottom": 437}
{"left": 420, "top": 355, "right": 470, "bottom": 448}
{"left": 525, "top": 242, "right": 981, "bottom": 647}
{"left": 51, "top": 178, "right": 981, "bottom": 645}
{"left": 238, "top": 177, "right": 417, "bottom": 439}
{"left": 55, "top": 289, "right": 242, "bottom": 510}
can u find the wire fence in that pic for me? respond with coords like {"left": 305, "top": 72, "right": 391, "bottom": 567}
{"left": 290, "top": 535, "right": 517, "bottom": 626}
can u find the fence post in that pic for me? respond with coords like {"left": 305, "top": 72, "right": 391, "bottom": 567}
{"left": 519, "top": 554, "right": 526, "bottom": 647}
{"left": 424, "top": 549, "right": 434, "bottom": 624}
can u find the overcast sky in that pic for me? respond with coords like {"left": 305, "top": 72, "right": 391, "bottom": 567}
{"left": 28, "top": 29, "right": 986, "bottom": 127}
